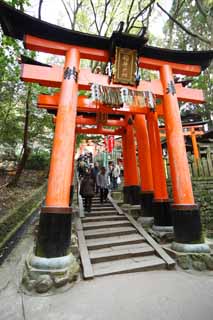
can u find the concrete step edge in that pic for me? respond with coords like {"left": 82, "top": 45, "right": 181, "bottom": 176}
{"left": 85, "top": 229, "right": 137, "bottom": 239}
{"left": 93, "top": 257, "right": 166, "bottom": 277}
{"left": 90, "top": 246, "right": 155, "bottom": 263}
{"left": 82, "top": 216, "right": 126, "bottom": 222}
{"left": 83, "top": 222, "right": 131, "bottom": 230}
{"left": 87, "top": 238, "right": 145, "bottom": 250}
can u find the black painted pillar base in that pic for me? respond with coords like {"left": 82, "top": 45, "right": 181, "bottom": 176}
{"left": 36, "top": 207, "right": 72, "bottom": 258}
{"left": 140, "top": 191, "right": 154, "bottom": 217}
{"left": 153, "top": 199, "right": 172, "bottom": 227}
{"left": 172, "top": 204, "right": 203, "bottom": 244}
{"left": 123, "top": 186, "right": 141, "bottom": 205}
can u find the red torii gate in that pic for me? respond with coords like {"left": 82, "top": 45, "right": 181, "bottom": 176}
{"left": 0, "top": 2, "right": 212, "bottom": 268}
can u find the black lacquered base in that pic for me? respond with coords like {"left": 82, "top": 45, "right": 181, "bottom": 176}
{"left": 172, "top": 204, "right": 203, "bottom": 243}
{"left": 140, "top": 191, "right": 154, "bottom": 217}
{"left": 153, "top": 199, "right": 172, "bottom": 226}
{"left": 36, "top": 207, "right": 72, "bottom": 258}
{"left": 123, "top": 186, "right": 141, "bottom": 205}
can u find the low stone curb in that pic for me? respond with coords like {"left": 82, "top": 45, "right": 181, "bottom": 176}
{"left": 163, "top": 245, "right": 213, "bottom": 271}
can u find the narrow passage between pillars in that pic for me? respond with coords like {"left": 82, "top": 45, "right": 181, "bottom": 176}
{"left": 70, "top": 137, "right": 77, "bottom": 206}
{"left": 36, "top": 48, "right": 80, "bottom": 258}
{"left": 160, "top": 64, "right": 203, "bottom": 245}
{"left": 122, "top": 122, "right": 140, "bottom": 205}
{"left": 146, "top": 110, "right": 172, "bottom": 228}
{"left": 134, "top": 114, "right": 154, "bottom": 217}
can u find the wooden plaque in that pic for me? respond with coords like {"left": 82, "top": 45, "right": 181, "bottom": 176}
{"left": 114, "top": 47, "right": 137, "bottom": 85}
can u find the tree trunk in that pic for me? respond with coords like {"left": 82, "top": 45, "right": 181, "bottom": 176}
{"left": 9, "top": 85, "right": 32, "bottom": 187}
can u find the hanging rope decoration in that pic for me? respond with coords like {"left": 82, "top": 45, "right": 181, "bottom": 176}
{"left": 96, "top": 112, "right": 108, "bottom": 124}
{"left": 91, "top": 84, "right": 156, "bottom": 111}
{"left": 135, "top": 56, "right": 141, "bottom": 87}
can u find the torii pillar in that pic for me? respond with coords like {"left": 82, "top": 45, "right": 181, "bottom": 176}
{"left": 147, "top": 110, "right": 172, "bottom": 229}
{"left": 36, "top": 48, "right": 80, "bottom": 258}
{"left": 122, "top": 123, "right": 140, "bottom": 204}
{"left": 191, "top": 128, "right": 200, "bottom": 160}
{"left": 160, "top": 64, "right": 209, "bottom": 251}
{"left": 134, "top": 114, "right": 154, "bottom": 216}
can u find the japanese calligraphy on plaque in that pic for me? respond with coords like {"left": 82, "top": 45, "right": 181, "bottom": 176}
{"left": 114, "top": 47, "right": 137, "bottom": 85}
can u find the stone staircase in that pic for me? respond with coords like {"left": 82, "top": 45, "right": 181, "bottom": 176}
{"left": 76, "top": 195, "right": 175, "bottom": 279}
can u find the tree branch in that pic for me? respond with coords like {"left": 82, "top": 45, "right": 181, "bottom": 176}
{"left": 195, "top": 0, "right": 207, "bottom": 17}
{"left": 72, "top": 0, "right": 84, "bottom": 31}
{"left": 89, "top": 0, "right": 100, "bottom": 34}
{"left": 104, "top": 0, "right": 122, "bottom": 36}
{"left": 38, "top": 0, "right": 43, "bottom": 20}
{"left": 61, "top": 0, "right": 73, "bottom": 29}
{"left": 125, "top": 0, "right": 135, "bottom": 31}
{"left": 126, "top": 0, "right": 155, "bottom": 32}
{"left": 99, "top": 0, "right": 111, "bottom": 35}
{"left": 157, "top": 2, "right": 211, "bottom": 45}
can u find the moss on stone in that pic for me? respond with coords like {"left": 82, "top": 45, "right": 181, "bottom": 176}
{"left": 177, "top": 255, "right": 191, "bottom": 269}
{"left": 0, "top": 184, "right": 46, "bottom": 249}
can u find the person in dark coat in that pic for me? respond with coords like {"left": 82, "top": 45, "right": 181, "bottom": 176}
{"left": 80, "top": 169, "right": 95, "bottom": 212}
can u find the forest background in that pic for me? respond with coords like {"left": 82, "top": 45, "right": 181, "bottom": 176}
{"left": 0, "top": 0, "right": 212, "bottom": 185}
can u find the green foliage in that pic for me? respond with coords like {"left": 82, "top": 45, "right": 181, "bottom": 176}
{"left": 3, "top": 0, "right": 30, "bottom": 10}
{"left": 0, "top": 1, "right": 54, "bottom": 161}
{"left": 25, "top": 150, "right": 50, "bottom": 170}
{"left": 61, "top": 0, "right": 154, "bottom": 35}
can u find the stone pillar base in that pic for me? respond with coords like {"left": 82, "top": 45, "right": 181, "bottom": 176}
{"left": 22, "top": 252, "right": 79, "bottom": 294}
{"left": 171, "top": 242, "right": 210, "bottom": 253}
{"left": 140, "top": 191, "right": 154, "bottom": 217}
{"left": 123, "top": 186, "right": 141, "bottom": 205}
{"left": 152, "top": 199, "right": 172, "bottom": 227}
{"left": 172, "top": 204, "right": 204, "bottom": 244}
{"left": 152, "top": 225, "right": 174, "bottom": 233}
{"left": 137, "top": 216, "right": 154, "bottom": 227}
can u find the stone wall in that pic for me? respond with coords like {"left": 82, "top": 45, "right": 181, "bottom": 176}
{"left": 0, "top": 184, "right": 46, "bottom": 257}
{"left": 167, "top": 177, "right": 213, "bottom": 238}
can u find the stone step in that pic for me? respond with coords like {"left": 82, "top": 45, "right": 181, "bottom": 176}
{"left": 82, "top": 215, "right": 126, "bottom": 223}
{"left": 90, "top": 207, "right": 115, "bottom": 211}
{"left": 92, "top": 206, "right": 114, "bottom": 210}
{"left": 84, "top": 226, "right": 137, "bottom": 239}
{"left": 89, "top": 243, "right": 155, "bottom": 263}
{"left": 89, "top": 210, "right": 117, "bottom": 215}
{"left": 86, "top": 234, "right": 145, "bottom": 250}
{"left": 92, "top": 206, "right": 117, "bottom": 210}
{"left": 85, "top": 211, "right": 118, "bottom": 217}
{"left": 93, "top": 255, "right": 166, "bottom": 277}
{"left": 83, "top": 220, "right": 131, "bottom": 230}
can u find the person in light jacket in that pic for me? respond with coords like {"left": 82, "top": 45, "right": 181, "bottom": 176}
{"left": 96, "top": 166, "right": 109, "bottom": 203}
{"left": 112, "top": 162, "right": 121, "bottom": 190}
